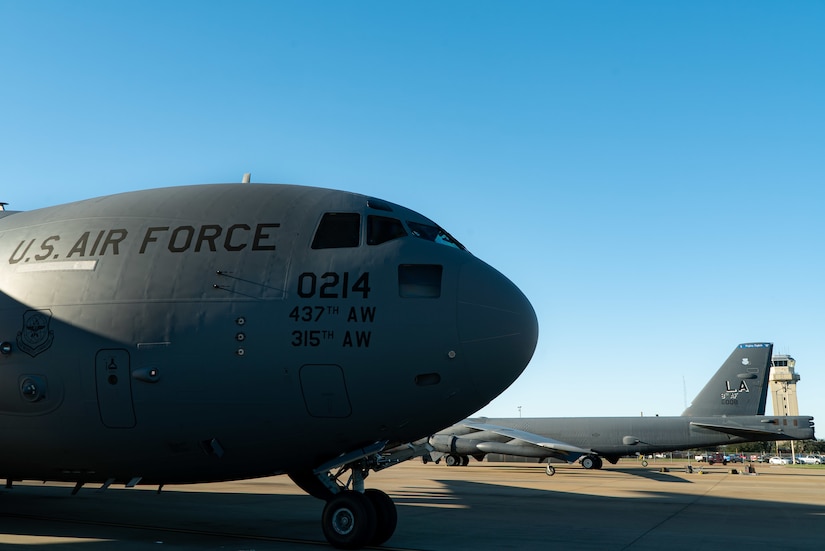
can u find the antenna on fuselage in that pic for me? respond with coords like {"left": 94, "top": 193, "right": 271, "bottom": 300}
{"left": 242, "top": 173, "right": 251, "bottom": 184}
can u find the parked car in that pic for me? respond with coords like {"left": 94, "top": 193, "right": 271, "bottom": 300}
{"left": 798, "top": 455, "right": 823, "bottom": 465}
{"left": 706, "top": 452, "right": 728, "bottom": 465}
{"left": 769, "top": 456, "right": 790, "bottom": 465}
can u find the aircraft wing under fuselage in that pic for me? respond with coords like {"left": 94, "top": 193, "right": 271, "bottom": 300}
{"left": 462, "top": 421, "right": 593, "bottom": 454}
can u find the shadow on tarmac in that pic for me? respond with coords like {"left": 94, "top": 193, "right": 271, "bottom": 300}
{"left": 0, "top": 467, "right": 823, "bottom": 550}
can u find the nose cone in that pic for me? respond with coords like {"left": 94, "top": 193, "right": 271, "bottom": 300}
{"left": 457, "top": 260, "right": 538, "bottom": 403}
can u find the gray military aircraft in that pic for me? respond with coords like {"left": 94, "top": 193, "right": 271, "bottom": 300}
{"left": 0, "top": 182, "right": 539, "bottom": 549}
{"left": 429, "top": 343, "right": 815, "bottom": 475}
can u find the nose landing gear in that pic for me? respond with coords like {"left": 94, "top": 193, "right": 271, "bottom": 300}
{"left": 290, "top": 440, "right": 426, "bottom": 549}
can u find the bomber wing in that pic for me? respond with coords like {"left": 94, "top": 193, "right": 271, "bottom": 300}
{"left": 463, "top": 421, "right": 593, "bottom": 455}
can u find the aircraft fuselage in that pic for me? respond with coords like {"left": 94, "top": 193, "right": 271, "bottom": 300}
{"left": 434, "top": 414, "right": 815, "bottom": 462}
{"left": 0, "top": 184, "right": 538, "bottom": 486}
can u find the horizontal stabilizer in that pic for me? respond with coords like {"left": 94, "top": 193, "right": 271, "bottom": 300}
{"left": 463, "top": 421, "right": 592, "bottom": 454}
{"left": 690, "top": 420, "right": 812, "bottom": 440}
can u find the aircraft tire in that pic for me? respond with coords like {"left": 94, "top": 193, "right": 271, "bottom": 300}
{"left": 445, "top": 454, "right": 460, "bottom": 466}
{"left": 365, "top": 488, "right": 397, "bottom": 546}
{"left": 592, "top": 456, "right": 603, "bottom": 470}
{"left": 581, "top": 455, "right": 598, "bottom": 470}
{"left": 322, "top": 490, "right": 377, "bottom": 550}
{"left": 545, "top": 465, "right": 555, "bottom": 476}
{"left": 460, "top": 455, "right": 470, "bottom": 466}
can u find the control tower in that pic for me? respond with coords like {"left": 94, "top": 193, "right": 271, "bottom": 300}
{"left": 769, "top": 354, "right": 801, "bottom": 416}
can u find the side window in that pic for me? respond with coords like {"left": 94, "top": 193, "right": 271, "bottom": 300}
{"left": 407, "top": 221, "right": 465, "bottom": 250}
{"left": 311, "top": 213, "right": 360, "bottom": 249}
{"left": 398, "top": 264, "right": 442, "bottom": 298}
{"left": 367, "top": 215, "right": 407, "bottom": 245}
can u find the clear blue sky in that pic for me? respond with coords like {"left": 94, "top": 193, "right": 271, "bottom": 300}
{"left": 2, "top": 2, "right": 823, "bottom": 427}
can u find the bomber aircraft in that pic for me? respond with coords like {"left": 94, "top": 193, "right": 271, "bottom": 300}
{"left": 429, "top": 343, "right": 815, "bottom": 475}
{"left": 0, "top": 182, "right": 538, "bottom": 549}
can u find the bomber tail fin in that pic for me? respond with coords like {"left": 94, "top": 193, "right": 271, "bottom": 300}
{"left": 681, "top": 343, "right": 772, "bottom": 417}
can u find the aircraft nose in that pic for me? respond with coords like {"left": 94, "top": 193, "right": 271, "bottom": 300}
{"left": 457, "top": 260, "right": 538, "bottom": 396}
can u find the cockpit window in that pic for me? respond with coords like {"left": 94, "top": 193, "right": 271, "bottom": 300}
{"left": 367, "top": 215, "right": 407, "bottom": 245}
{"left": 407, "top": 221, "right": 465, "bottom": 250}
{"left": 311, "top": 213, "right": 361, "bottom": 249}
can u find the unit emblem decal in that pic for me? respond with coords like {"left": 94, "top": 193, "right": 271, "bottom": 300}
{"left": 17, "top": 309, "right": 55, "bottom": 357}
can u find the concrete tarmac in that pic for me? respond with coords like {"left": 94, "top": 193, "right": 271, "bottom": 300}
{"left": 0, "top": 459, "right": 822, "bottom": 550}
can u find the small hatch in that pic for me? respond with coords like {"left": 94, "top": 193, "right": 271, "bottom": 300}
{"left": 398, "top": 264, "right": 442, "bottom": 298}
{"left": 366, "top": 198, "right": 393, "bottom": 212}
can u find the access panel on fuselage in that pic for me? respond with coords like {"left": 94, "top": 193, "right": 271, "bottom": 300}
{"left": 95, "top": 349, "right": 135, "bottom": 428}
{"left": 299, "top": 364, "right": 352, "bottom": 418}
